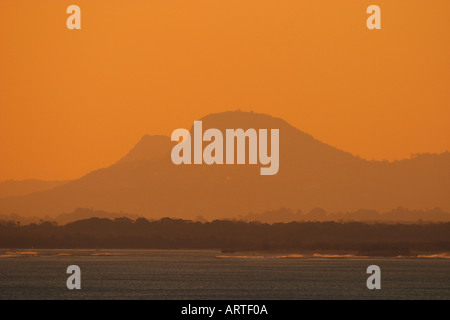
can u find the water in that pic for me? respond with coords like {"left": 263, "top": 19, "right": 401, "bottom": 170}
{"left": 0, "top": 249, "right": 448, "bottom": 299}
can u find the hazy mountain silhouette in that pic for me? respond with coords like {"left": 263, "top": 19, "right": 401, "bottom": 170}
{"left": 55, "top": 208, "right": 141, "bottom": 225}
{"left": 0, "top": 111, "right": 448, "bottom": 220}
{"left": 116, "top": 135, "right": 175, "bottom": 164}
{"left": 0, "top": 179, "right": 68, "bottom": 199}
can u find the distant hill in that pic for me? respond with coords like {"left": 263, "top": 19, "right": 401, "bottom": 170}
{"left": 55, "top": 208, "right": 141, "bottom": 225}
{"left": 0, "top": 111, "right": 448, "bottom": 220}
{"left": 238, "top": 207, "right": 450, "bottom": 224}
{"left": 0, "top": 179, "right": 68, "bottom": 199}
{"left": 0, "top": 208, "right": 140, "bottom": 225}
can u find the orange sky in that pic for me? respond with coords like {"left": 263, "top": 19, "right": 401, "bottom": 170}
{"left": 1, "top": 0, "right": 449, "bottom": 181}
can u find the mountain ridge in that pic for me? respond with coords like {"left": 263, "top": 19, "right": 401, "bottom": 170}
{"left": 0, "top": 111, "right": 448, "bottom": 219}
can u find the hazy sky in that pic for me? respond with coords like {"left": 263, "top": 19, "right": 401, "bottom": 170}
{"left": 1, "top": 0, "right": 449, "bottom": 181}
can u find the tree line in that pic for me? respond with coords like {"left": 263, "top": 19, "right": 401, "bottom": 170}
{"left": 1, "top": 217, "right": 449, "bottom": 256}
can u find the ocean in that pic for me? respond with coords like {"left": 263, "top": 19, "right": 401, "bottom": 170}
{"left": 0, "top": 249, "right": 448, "bottom": 300}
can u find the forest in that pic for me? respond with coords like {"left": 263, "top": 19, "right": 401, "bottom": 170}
{"left": 1, "top": 217, "right": 449, "bottom": 256}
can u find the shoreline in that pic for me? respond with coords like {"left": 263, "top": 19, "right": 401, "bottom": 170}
{"left": 0, "top": 248, "right": 449, "bottom": 259}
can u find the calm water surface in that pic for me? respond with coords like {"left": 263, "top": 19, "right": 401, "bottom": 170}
{"left": 0, "top": 249, "right": 448, "bottom": 299}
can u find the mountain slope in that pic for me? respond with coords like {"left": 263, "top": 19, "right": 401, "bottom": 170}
{"left": 0, "top": 111, "right": 448, "bottom": 219}
{"left": 0, "top": 179, "right": 68, "bottom": 199}
{"left": 116, "top": 135, "right": 174, "bottom": 164}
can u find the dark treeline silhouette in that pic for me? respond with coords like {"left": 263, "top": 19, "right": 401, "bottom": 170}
{"left": 239, "top": 207, "right": 450, "bottom": 224}
{"left": 1, "top": 217, "right": 449, "bottom": 256}
{"left": 2, "top": 206, "right": 449, "bottom": 226}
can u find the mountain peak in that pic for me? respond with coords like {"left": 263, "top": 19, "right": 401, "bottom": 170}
{"left": 3, "top": 111, "right": 446, "bottom": 220}
{"left": 197, "top": 110, "right": 300, "bottom": 133}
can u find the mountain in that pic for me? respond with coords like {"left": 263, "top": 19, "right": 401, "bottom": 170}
{"left": 0, "top": 111, "right": 448, "bottom": 220}
{"left": 55, "top": 208, "right": 141, "bottom": 225}
{"left": 116, "top": 135, "right": 174, "bottom": 164}
{"left": 0, "top": 179, "right": 68, "bottom": 199}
